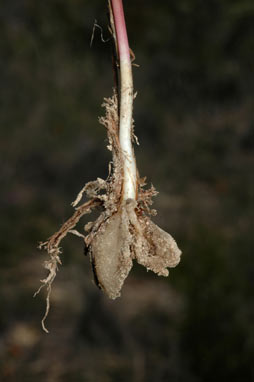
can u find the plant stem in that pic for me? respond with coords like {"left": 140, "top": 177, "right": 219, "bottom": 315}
{"left": 110, "top": 0, "right": 137, "bottom": 201}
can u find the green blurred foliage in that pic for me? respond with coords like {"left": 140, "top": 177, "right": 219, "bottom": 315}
{"left": 0, "top": 0, "right": 253, "bottom": 381}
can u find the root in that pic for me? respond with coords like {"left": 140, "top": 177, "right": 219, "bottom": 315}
{"left": 37, "top": 94, "right": 181, "bottom": 333}
{"left": 34, "top": 199, "right": 101, "bottom": 332}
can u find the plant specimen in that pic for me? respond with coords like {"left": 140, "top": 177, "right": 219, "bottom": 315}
{"left": 36, "top": 0, "right": 181, "bottom": 332}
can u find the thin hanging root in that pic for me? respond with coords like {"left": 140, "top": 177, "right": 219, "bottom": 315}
{"left": 42, "top": 198, "right": 102, "bottom": 251}
{"left": 34, "top": 284, "right": 53, "bottom": 334}
{"left": 35, "top": 198, "right": 101, "bottom": 332}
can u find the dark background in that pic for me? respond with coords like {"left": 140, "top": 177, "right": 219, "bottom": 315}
{"left": 1, "top": 0, "right": 253, "bottom": 381}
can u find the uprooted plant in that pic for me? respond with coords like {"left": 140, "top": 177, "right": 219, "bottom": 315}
{"left": 36, "top": 0, "right": 182, "bottom": 332}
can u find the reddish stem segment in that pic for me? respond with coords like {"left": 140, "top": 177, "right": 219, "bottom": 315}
{"left": 111, "top": 0, "right": 131, "bottom": 62}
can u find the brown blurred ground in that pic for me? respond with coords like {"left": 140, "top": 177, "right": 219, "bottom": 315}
{"left": 0, "top": 1, "right": 253, "bottom": 381}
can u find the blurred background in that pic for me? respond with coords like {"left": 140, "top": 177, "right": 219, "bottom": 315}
{"left": 0, "top": 0, "right": 253, "bottom": 381}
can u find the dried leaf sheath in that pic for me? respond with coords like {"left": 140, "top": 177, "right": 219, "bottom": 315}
{"left": 89, "top": 197, "right": 181, "bottom": 300}
{"left": 89, "top": 204, "right": 133, "bottom": 299}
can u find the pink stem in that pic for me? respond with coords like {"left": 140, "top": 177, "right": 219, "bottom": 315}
{"left": 111, "top": 0, "right": 131, "bottom": 63}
